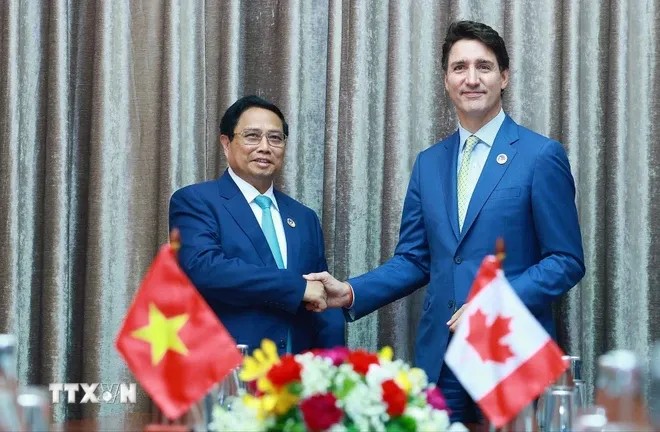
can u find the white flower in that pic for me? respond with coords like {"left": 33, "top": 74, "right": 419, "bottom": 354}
{"left": 365, "top": 363, "right": 395, "bottom": 389}
{"left": 338, "top": 375, "right": 387, "bottom": 432}
{"left": 327, "top": 424, "right": 348, "bottom": 432}
{"left": 295, "top": 352, "right": 335, "bottom": 397}
{"left": 405, "top": 367, "right": 429, "bottom": 395}
{"left": 405, "top": 405, "right": 451, "bottom": 432}
{"left": 448, "top": 422, "right": 469, "bottom": 432}
{"left": 209, "top": 399, "right": 268, "bottom": 432}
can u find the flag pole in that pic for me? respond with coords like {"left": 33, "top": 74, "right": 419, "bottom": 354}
{"left": 169, "top": 228, "right": 181, "bottom": 252}
{"left": 495, "top": 237, "right": 506, "bottom": 263}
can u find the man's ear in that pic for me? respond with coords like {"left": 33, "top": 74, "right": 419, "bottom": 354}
{"left": 220, "top": 134, "right": 230, "bottom": 156}
{"left": 500, "top": 69, "right": 510, "bottom": 90}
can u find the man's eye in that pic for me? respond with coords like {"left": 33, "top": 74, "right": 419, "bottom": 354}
{"left": 245, "top": 132, "right": 260, "bottom": 140}
{"left": 268, "top": 134, "right": 283, "bottom": 143}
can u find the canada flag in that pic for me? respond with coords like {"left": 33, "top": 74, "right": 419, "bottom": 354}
{"left": 445, "top": 255, "right": 568, "bottom": 428}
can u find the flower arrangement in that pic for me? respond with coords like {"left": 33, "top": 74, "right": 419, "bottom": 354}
{"left": 209, "top": 340, "right": 466, "bottom": 432}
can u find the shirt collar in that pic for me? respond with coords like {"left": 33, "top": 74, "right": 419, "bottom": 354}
{"left": 458, "top": 109, "right": 506, "bottom": 150}
{"left": 227, "top": 167, "right": 279, "bottom": 211}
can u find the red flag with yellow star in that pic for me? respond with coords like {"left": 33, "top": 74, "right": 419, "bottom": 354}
{"left": 116, "top": 244, "right": 242, "bottom": 419}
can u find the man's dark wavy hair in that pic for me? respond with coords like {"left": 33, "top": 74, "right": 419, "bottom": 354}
{"left": 441, "top": 20, "right": 509, "bottom": 72}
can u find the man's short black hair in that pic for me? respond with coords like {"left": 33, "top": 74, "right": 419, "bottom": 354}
{"left": 441, "top": 21, "right": 509, "bottom": 72}
{"left": 219, "top": 95, "right": 289, "bottom": 140}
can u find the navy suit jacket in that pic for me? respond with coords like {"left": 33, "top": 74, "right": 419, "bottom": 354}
{"left": 349, "top": 116, "right": 585, "bottom": 383}
{"left": 169, "top": 170, "right": 345, "bottom": 355}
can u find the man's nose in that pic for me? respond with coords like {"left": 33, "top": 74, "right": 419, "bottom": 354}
{"left": 256, "top": 134, "right": 271, "bottom": 151}
{"left": 466, "top": 67, "right": 479, "bottom": 85}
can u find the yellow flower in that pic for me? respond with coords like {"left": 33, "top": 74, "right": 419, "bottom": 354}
{"left": 242, "top": 387, "right": 299, "bottom": 419}
{"left": 378, "top": 346, "right": 393, "bottom": 362}
{"left": 395, "top": 371, "right": 412, "bottom": 393}
{"left": 239, "top": 339, "right": 280, "bottom": 382}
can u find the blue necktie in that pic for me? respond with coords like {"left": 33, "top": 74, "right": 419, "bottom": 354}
{"left": 254, "top": 195, "right": 291, "bottom": 353}
{"left": 254, "top": 195, "right": 284, "bottom": 269}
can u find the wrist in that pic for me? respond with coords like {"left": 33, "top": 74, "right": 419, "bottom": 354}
{"left": 343, "top": 282, "right": 354, "bottom": 308}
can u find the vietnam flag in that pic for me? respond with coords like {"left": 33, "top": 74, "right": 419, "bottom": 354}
{"left": 444, "top": 255, "right": 568, "bottom": 428}
{"left": 116, "top": 243, "right": 242, "bottom": 420}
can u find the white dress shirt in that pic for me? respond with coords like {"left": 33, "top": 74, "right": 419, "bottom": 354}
{"left": 456, "top": 109, "right": 506, "bottom": 207}
{"left": 228, "top": 167, "right": 288, "bottom": 268}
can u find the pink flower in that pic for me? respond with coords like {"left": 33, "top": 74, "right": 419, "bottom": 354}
{"left": 300, "top": 393, "right": 343, "bottom": 431}
{"left": 425, "top": 385, "right": 449, "bottom": 412}
{"left": 312, "top": 346, "right": 350, "bottom": 366}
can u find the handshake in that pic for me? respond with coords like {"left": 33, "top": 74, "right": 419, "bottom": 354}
{"left": 301, "top": 272, "right": 353, "bottom": 312}
{"left": 301, "top": 271, "right": 467, "bottom": 332}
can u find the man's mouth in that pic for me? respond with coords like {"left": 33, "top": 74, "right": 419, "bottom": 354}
{"left": 462, "top": 91, "right": 485, "bottom": 98}
{"left": 253, "top": 158, "right": 272, "bottom": 166}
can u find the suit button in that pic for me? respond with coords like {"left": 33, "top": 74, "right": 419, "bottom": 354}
{"left": 448, "top": 300, "right": 455, "bottom": 309}
{"left": 278, "top": 340, "right": 286, "bottom": 350}
{"left": 454, "top": 256, "right": 462, "bottom": 264}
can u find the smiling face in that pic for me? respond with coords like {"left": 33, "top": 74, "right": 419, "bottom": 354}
{"left": 444, "top": 38, "right": 509, "bottom": 132}
{"left": 220, "top": 107, "right": 285, "bottom": 193}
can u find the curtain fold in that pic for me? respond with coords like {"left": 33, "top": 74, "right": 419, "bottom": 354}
{"left": 0, "top": 0, "right": 658, "bottom": 421}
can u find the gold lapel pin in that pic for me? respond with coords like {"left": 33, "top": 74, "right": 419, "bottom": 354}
{"left": 496, "top": 153, "right": 508, "bottom": 165}
{"left": 287, "top": 218, "right": 296, "bottom": 228}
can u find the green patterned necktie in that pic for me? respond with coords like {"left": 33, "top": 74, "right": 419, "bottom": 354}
{"left": 457, "top": 135, "right": 479, "bottom": 231}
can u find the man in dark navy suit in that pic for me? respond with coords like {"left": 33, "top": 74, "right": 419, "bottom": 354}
{"left": 170, "top": 96, "right": 345, "bottom": 355}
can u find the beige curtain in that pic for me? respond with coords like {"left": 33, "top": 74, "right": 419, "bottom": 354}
{"left": 1, "top": 0, "right": 658, "bottom": 422}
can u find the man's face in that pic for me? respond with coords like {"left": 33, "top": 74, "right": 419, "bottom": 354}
{"left": 221, "top": 107, "right": 285, "bottom": 193}
{"left": 444, "top": 39, "right": 509, "bottom": 129}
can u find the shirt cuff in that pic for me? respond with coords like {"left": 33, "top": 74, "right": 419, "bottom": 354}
{"left": 344, "top": 281, "right": 355, "bottom": 309}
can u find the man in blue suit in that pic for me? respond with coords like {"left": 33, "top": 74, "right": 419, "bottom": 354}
{"left": 305, "top": 21, "right": 585, "bottom": 426}
{"left": 170, "top": 96, "right": 345, "bottom": 355}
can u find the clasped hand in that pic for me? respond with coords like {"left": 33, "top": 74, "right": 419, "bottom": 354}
{"left": 301, "top": 272, "right": 352, "bottom": 312}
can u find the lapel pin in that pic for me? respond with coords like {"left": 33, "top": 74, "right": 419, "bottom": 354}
{"left": 496, "top": 153, "right": 508, "bottom": 165}
{"left": 287, "top": 218, "right": 296, "bottom": 228}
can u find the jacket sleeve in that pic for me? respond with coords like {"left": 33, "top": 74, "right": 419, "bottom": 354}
{"left": 169, "top": 186, "right": 306, "bottom": 315}
{"left": 509, "top": 140, "right": 585, "bottom": 314}
{"left": 348, "top": 154, "right": 430, "bottom": 320}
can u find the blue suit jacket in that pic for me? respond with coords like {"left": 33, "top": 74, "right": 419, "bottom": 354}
{"left": 349, "top": 116, "right": 585, "bottom": 383}
{"left": 169, "top": 171, "right": 345, "bottom": 355}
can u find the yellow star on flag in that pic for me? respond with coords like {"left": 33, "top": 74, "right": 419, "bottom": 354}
{"left": 131, "top": 303, "right": 189, "bottom": 365}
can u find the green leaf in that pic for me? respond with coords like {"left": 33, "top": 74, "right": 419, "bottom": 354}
{"left": 385, "top": 415, "right": 417, "bottom": 432}
{"left": 335, "top": 379, "right": 357, "bottom": 398}
{"left": 287, "top": 382, "right": 303, "bottom": 396}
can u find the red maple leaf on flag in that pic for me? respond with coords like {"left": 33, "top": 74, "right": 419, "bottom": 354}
{"left": 466, "top": 309, "right": 514, "bottom": 363}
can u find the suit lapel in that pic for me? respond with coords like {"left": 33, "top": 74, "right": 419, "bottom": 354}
{"left": 459, "top": 116, "right": 519, "bottom": 240}
{"left": 217, "top": 171, "right": 277, "bottom": 267}
{"left": 441, "top": 131, "right": 461, "bottom": 241}
{"left": 275, "top": 191, "right": 300, "bottom": 271}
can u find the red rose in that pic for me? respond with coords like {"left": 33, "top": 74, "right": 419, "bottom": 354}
{"left": 381, "top": 379, "right": 407, "bottom": 417}
{"left": 266, "top": 355, "right": 302, "bottom": 387}
{"left": 300, "top": 393, "right": 343, "bottom": 431}
{"left": 347, "top": 350, "right": 379, "bottom": 375}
